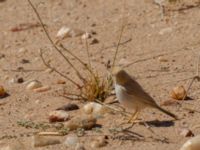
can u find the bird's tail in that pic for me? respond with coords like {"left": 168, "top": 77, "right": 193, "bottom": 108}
{"left": 155, "top": 105, "right": 178, "bottom": 120}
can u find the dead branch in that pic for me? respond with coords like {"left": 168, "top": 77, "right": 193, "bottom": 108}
{"left": 112, "top": 24, "right": 126, "bottom": 69}
{"left": 182, "top": 53, "right": 200, "bottom": 100}
{"left": 27, "top": 0, "right": 85, "bottom": 83}
{"left": 85, "top": 38, "right": 92, "bottom": 69}
{"left": 95, "top": 99, "right": 131, "bottom": 117}
{"left": 40, "top": 49, "right": 81, "bottom": 88}
{"left": 59, "top": 44, "right": 96, "bottom": 79}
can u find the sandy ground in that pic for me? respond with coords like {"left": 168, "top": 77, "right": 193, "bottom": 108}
{"left": 1, "top": 0, "right": 200, "bottom": 149}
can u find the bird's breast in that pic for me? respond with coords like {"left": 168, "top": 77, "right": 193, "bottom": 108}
{"left": 114, "top": 84, "right": 146, "bottom": 110}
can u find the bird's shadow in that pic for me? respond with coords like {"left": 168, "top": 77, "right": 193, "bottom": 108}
{"left": 141, "top": 120, "right": 174, "bottom": 127}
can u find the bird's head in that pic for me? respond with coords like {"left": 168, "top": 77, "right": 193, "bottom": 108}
{"left": 112, "top": 67, "right": 131, "bottom": 85}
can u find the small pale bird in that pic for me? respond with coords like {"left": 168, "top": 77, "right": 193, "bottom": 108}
{"left": 113, "top": 68, "right": 177, "bottom": 123}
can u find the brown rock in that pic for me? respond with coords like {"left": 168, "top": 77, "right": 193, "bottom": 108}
{"left": 90, "top": 38, "right": 99, "bottom": 45}
{"left": 180, "top": 128, "right": 194, "bottom": 137}
{"left": 33, "top": 86, "right": 51, "bottom": 92}
{"left": 32, "top": 135, "right": 61, "bottom": 147}
{"left": 170, "top": 85, "right": 186, "bottom": 100}
{"left": 56, "top": 79, "right": 66, "bottom": 84}
{"left": 56, "top": 103, "right": 79, "bottom": 111}
{"left": 90, "top": 136, "right": 108, "bottom": 148}
{"left": 49, "top": 110, "right": 70, "bottom": 123}
{"left": 0, "top": 85, "right": 6, "bottom": 98}
{"left": 64, "top": 115, "right": 96, "bottom": 131}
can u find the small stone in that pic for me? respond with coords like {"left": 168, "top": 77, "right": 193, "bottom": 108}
{"left": 49, "top": 110, "right": 70, "bottom": 123}
{"left": 17, "top": 77, "right": 24, "bottom": 83}
{"left": 33, "top": 85, "right": 51, "bottom": 92}
{"left": 20, "top": 59, "right": 30, "bottom": 64}
{"left": 170, "top": 85, "right": 187, "bottom": 100}
{"left": 0, "top": 85, "right": 7, "bottom": 98}
{"left": 0, "top": 54, "right": 5, "bottom": 59}
{"left": 180, "top": 128, "right": 194, "bottom": 137}
{"left": 18, "top": 48, "right": 27, "bottom": 54}
{"left": 90, "top": 136, "right": 107, "bottom": 148}
{"left": 56, "top": 26, "right": 71, "bottom": 39}
{"left": 32, "top": 135, "right": 61, "bottom": 147}
{"left": 159, "top": 27, "right": 173, "bottom": 35}
{"left": 91, "top": 23, "right": 96, "bottom": 27}
{"left": 64, "top": 135, "right": 79, "bottom": 147}
{"left": 56, "top": 103, "right": 79, "bottom": 111}
{"left": 83, "top": 102, "right": 106, "bottom": 116}
{"left": 158, "top": 57, "right": 168, "bottom": 62}
{"left": 56, "top": 26, "right": 84, "bottom": 39}
{"left": 90, "top": 38, "right": 99, "bottom": 45}
{"left": 64, "top": 115, "right": 96, "bottom": 131}
{"left": 81, "top": 32, "right": 91, "bottom": 40}
{"left": 26, "top": 80, "right": 42, "bottom": 90}
{"left": 180, "top": 135, "right": 200, "bottom": 150}
{"left": 56, "top": 79, "right": 66, "bottom": 84}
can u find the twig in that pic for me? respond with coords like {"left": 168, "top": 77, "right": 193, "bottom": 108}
{"left": 38, "top": 132, "right": 63, "bottom": 136}
{"left": 112, "top": 24, "right": 126, "bottom": 69}
{"left": 40, "top": 49, "right": 81, "bottom": 88}
{"left": 27, "top": 0, "right": 85, "bottom": 83}
{"left": 102, "top": 38, "right": 132, "bottom": 50}
{"left": 95, "top": 99, "right": 131, "bottom": 116}
{"left": 85, "top": 38, "right": 92, "bottom": 69}
{"left": 182, "top": 53, "right": 200, "bottom": 100}
{"left": 59, "top": 44, "right": 96, "bottom": 79}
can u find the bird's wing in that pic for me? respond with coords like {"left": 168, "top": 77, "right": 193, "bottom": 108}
{"left": 124, "top": 78, "right": 158, "bottom": 107}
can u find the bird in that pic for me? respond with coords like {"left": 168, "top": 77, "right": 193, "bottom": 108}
{"left": 112, "top": 68, "right": 177, "bottom": 123}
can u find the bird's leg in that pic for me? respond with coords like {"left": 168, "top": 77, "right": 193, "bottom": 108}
{"left": 127, "top": 108, "right": 140, "bottom": 123}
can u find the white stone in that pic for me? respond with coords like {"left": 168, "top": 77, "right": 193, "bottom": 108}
{"left": 64, "top": 135, "right": 79, "bottom": 147}
{"left": 26, "top": 80, "right": 42, "bottom": 90}
{"left": 83, "top": 102, "right": 106, "bottom": 116}
{"left": 159, "top": 27, "right": 173, "bottom": 35}
{"left": 180, "top": 135, "right": 200, "bottom": 150}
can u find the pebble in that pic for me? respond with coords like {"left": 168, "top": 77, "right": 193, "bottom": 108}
{"left": 0, "top": 85, "right": 7, "bottom": 98}
{"left": 33, "top": 85, "right": 51, "bottom": 92}
{"left": 56, "top": 103, "right": 79, "bottom": 111}
{"left": 180, "top": 128, "right": 194, "bottom": 137}
{"left": 158, "top": 56, "right": 168, "bottom": 62}
{"left": 83, "top": 102, "right": 107, "bottom": 116}
{"left": 159, "top": 27, "right": 173, "bottom": 35}
{"left": 64, "top": 115, "right": 96, "bottom": 131}
{"left": 17, "top": 77, "right": 24, "bottom": 83}
{"left": 56, "top": 26, "right": 85, "bottom": 39}
{"left": 81, "top": 32, "right": 91, "bottom": 40}
{"left": 49, "top": 110, "right": 70, "bottom": 123}
{"left": 170, "top": 85, "right": 187, "bottom": 100}
{"left": 180, "top": 135, "right": 200, "bottom": 150}
{"left": 90, "top": 136, "right": 107, "bottom": 148}
{"left": 18, "top": 48, "right": 27, "bottom": 54}
{"left": 20, "top": 59, "right": 30, "bottom": 64}
{"left": 64, "top": 135, "right": 79, "bottom": 147}
{"left": 90, "top": 38, "right": 99, "bottom": 45}
{"left": 32, "top": 135, "right": 61, "bottom": 147}
{"left": 26, "top": 80, "right": 42, "bottom": 90}
{"left": 56, "top": 79, "right": 66, "bottom": 84}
